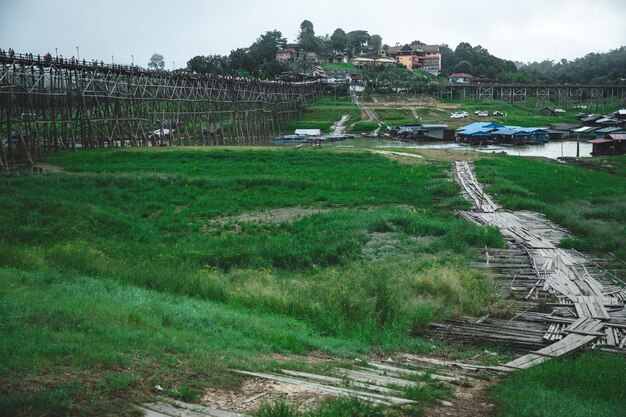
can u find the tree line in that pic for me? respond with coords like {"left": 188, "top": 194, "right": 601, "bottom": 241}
{"left": 434, "top": 42, "right": 625, "bottom": 84}
{"left": 516, "top": 47, "right": 626, "bottom": 84}
{"left": 158, "top": 19, "right": 625, "bottom": 85}
{"left": 183, "top": 20, "right": 384, "bottom": 78}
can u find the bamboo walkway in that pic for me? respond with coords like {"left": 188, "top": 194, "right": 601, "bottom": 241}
{"left": 441, "top": 160, "right": 626, "bottom": 369}
{"left": 140, "top": 359, "right": 494, "bottom": 416}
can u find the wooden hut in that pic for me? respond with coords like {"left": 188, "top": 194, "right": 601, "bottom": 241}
{"left": 589, "top": 133, "right": 626, "bottom": 156}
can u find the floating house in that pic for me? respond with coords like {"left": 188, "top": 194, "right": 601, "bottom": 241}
{"left": 589, "top": 133, "right": 626, "bottom": 155}
{"left": 389, "top": 124, "right": 450, "bottom": 141}
{"left": 456, "top": 122, "right": 547, "bottom": 145}
{"left": 491, "top": 126, "right": 547, "bottom": 145}
{"left": 456, "top": 122, "right": 502, "bottom": 144}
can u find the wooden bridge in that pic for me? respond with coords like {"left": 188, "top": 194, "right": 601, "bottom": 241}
{"left": 439, "top": 83, "right": 626, "bottom": 108}
{"left": 0, "top": 52, "right": 324, "bottom": 169}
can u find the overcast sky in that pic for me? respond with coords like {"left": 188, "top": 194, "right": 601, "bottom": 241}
{"left": 1, "top": 0, "right": 624, "bottom": 69}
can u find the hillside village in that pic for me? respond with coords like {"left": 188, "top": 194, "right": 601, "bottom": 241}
{"left": 276, "top": 42, "right": 442, "bottom": 75}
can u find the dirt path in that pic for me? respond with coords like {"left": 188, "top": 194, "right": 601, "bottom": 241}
{"left": 423, "top": 378, "right": 497, "bottom": 417}
{"left": 352, "top": 92, "right": 380, "bottom": 122}
{"left": 331, "top": 115, "right": 350, "bottom": 135}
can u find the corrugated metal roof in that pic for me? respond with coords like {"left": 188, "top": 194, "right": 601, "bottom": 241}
{"left": 608, "top": 134, "right": 626, "bottom": 140}
{"left": 493, "top": 127, "right": 523, "bottom": 135}
{"left": 458, "top": 122, "right": 502, "bottom": 132}
{"left": 573, "top": 126, "right": 597, "bottom": 133}
{"left": 596, "top": 117, "right": 620, "bottom": 124}
{"left": 421, "top": 124, "right": 448, "bottom": 129}
{"left": 589, "top": 139, "right": 612, "bottom": 144}
{"left": 457, "top": 128, "right": 493, "bottom": 136}
{"left": 595, "top": 127, "right": 623, "bottom": 133}
{"left": 549, "top": 123, "right": 581, "bottom": 131}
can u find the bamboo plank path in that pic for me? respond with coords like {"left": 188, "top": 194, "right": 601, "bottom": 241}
{"left": 438, "top": 161, "right": 626, "bottom": 370}
{"left": 141, "top": 358, "right": 489, "bottom": 416}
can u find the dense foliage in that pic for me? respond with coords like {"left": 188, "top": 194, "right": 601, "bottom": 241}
{"left": 517, "top": 46, "right": 626, "bottom": 84}
{"left": 439, "top": 42, "right": 518, "bottom": 80}
{"left": 185, "top": 20, "right": 384, "bottom": 78}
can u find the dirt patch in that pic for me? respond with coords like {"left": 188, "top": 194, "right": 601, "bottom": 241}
{"left": 423, "top": 378, "right": 497, "bottom": 417}
{"left": 205, "top": 205, "right": 416, "bottom": 233}
{"left": 202, "top": 377, "right": 334, "bottom": 414}
{"left": 34, "top": 163, "right": 65, "bottom": 173}
{"left": 206, "top": 207, "right": 334, "bottom": 232}
{"left": 369, "top": 150, "right": 427, "bottom": 165}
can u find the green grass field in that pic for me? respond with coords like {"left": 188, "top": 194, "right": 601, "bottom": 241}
{"left": 2, "top": 142, "right": 626, "bottom": 416}
{"left": 375, "top": 108, "right": 418, "bottom": 126}
{"left": 320, "top": 63, "right": 357, "bottom": 72}
{"left": 493, "top": 352, "right": 626, "bottom": 417}
{"left": 283, "top": 95, "right": 361, "bottom": 134}
{"left": 474, "top": 155, "right": 626, "bottom": 262}
{"left": 0, "top": 148, "right": 504, "bottom": 416}
{"left": 426, "top": 99, "right": 623, "bottom": 129}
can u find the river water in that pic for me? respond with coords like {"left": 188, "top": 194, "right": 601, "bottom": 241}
{"left": 319, "top": 138, "right": 593, "bottom": 159}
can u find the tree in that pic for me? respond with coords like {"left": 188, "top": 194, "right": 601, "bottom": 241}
{"left": 368, "top": 34, "right": 382, "bottom": 53}
{"left": 330, "top": 28, "right": 347, "bottom": 52}
{"left": 454, "top": 42, "right": 472, "bottom": 62}
{"left": 229, "top": 48, "right": 254, "bottom": 73}
{"left": 249, "top": 30, "right": 287, "bottom": 64}
{"left": 346, "top": 30, "right": 370, "bottom": 56}
{"left": 147, "top": 53, "right": 165, "bottom": 70}
{"left": 439, "top": 44, "right": 456, "bottom": 76}
{"left": 187, "top": 55, "right": 230, "bottom": 75}
{"left": 453, "top": 60, "right": 472, "bottom": 74}
{"left": 298, "top": 20, "right": 319, "bottom": 53}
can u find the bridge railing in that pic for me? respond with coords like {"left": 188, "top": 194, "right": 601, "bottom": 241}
{"left": 0, "top": 49, "right": 322, "bottom": 86}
